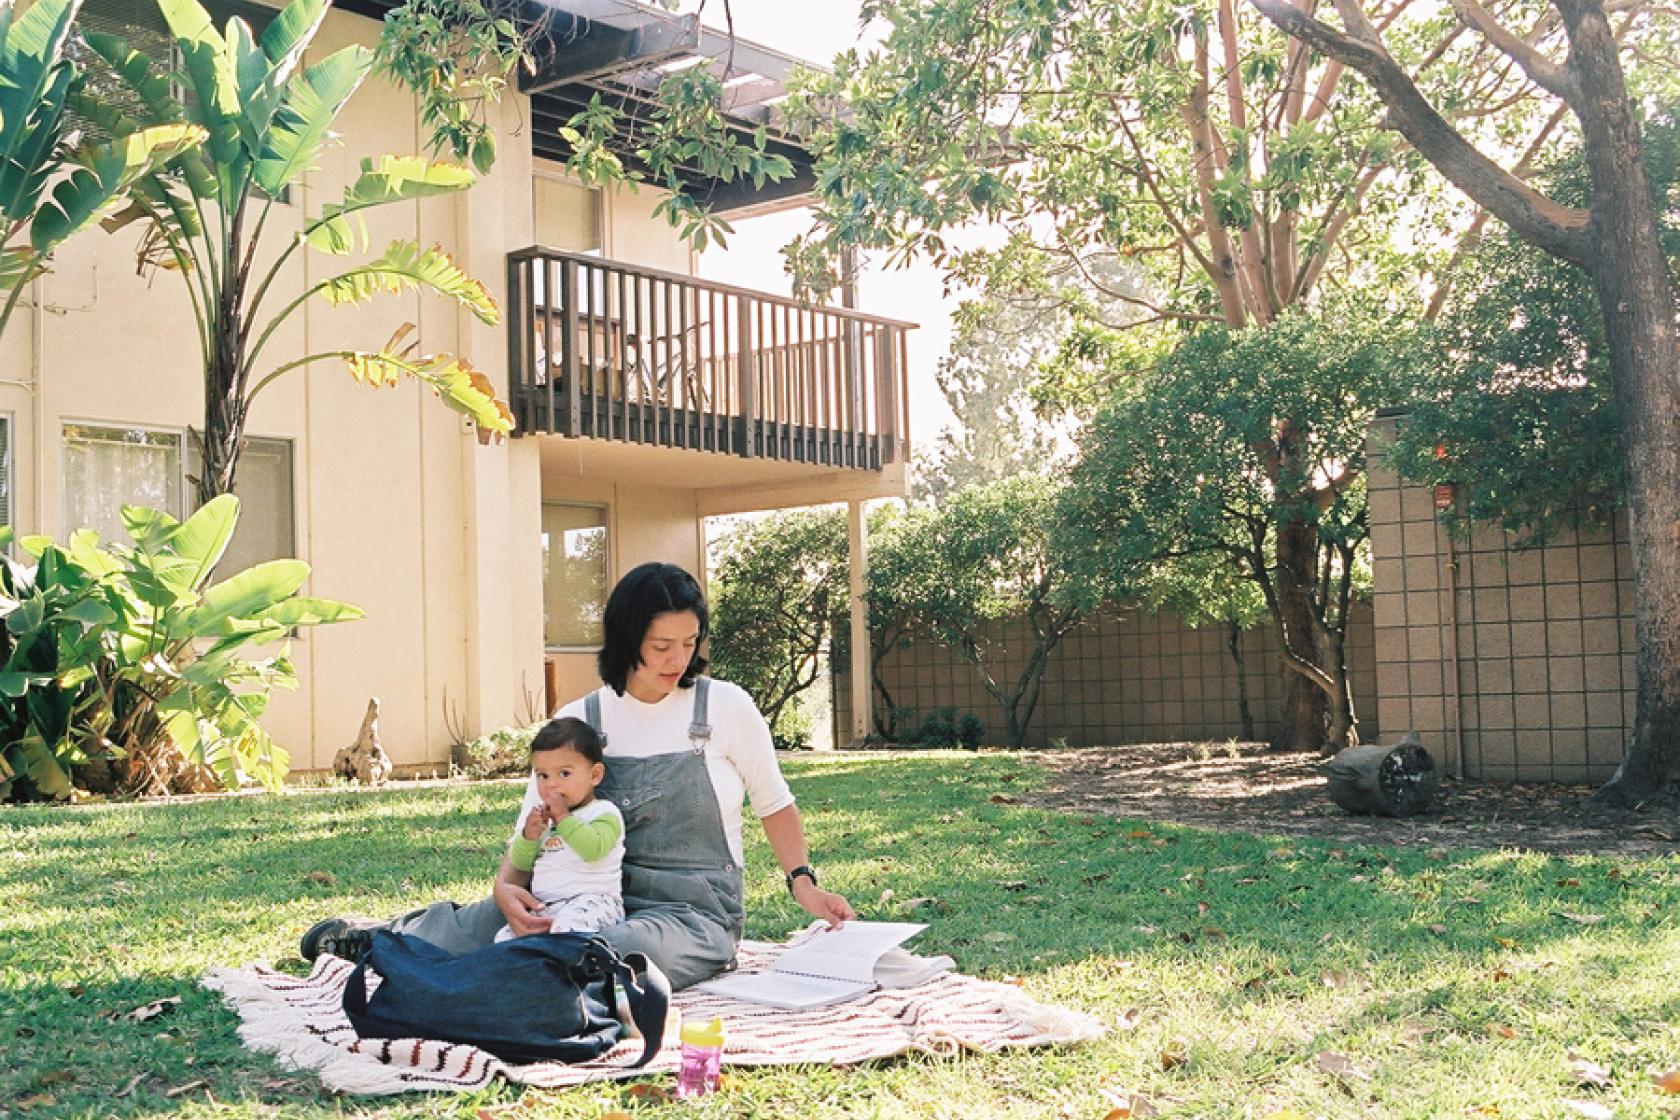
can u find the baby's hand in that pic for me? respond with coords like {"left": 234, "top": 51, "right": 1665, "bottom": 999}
{"left": 545, "top": 796, "right": 571, "bottom": 823}
{"left": 521, "top": 805, "right": 550, "bottom": 840}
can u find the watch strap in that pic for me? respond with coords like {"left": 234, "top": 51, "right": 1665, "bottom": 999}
{"left": 785, "top": 864, "right": 818, "bottom": 894}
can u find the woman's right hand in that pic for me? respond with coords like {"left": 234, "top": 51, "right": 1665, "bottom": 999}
{"left": 493, "top": 877, "right": 553, "bottom": 936}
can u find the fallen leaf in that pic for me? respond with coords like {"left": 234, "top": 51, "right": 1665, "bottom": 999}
{"left": 988, "top": 793, "right": 1018, "bottom": 804}
{"left": 125, "top": 996, "right": 182, "bottom": 1023}
{"left": 1559, "top": 912, "right": 1606, "bottom": 925}
{"left": 305, "top": 870, "right": 335, "bottom": 886}
{"left": 476, "top": 1110, "right": 499, "bottom": 1120}
{"left": 1316, "top": 1051, "right": 1372, "bottom": 1081}
{"left": 1127, "top": 829, "right": 1153, "bottom": 840}
{"left": 601, "top": 1114, "right": 631, "bottom": 1120}
{"left": 1201, "top": 925, "right": 1227, "bottom": 939}
{"left": 1487, "top": 1023, "right": 1519, "bottom": 1039}
{"left": 13, "top": 1094, "right": 54, "bottom": 1110}
{"left": 1495, "top": 936, "right": 1517, "bottom": 948}
{"left": 1654, "top": 1068, "right": 1680, "bottom": 1093}
{"left": 36, "top": 1070, "right": 73, "bottom": 1086}
{"left": 1491, "top": 968, "right": 1513, "bottom": 982}
{"left": 902, "top": 896, "right": 950, "bottom": 914}
{"left": 1470, "top": 1106, "right": 1502, "bottom": 1115}
{"left": 1558, "top": 877, "right": 1582, "bottom": 887}
{"left": 113, "top": 1073, "right": 146, "bottom": 1098}
{"left": 1114, "top": 1007, "right": 1143, "bottom": 1030}
{"left": 164, "top": 1079, "right": 207, "bottom": 1099}
{"left": 628, "top": 1083, "right": 670, "bottom": 1101}
{"left": 1101, "top": 1093, "right": 1159, "bottom": 1119}
{"left": 1568, "top": 1056, "right": 1613, "bottom": 1088}
{"left": 997, "top": 880, "right": 1029, "bottom": 891}
{"left": 1560, "top": 1100, "right": 1613, "bottom": 1120}
{"left": 1159, "top": 1043, "right": 1190, "bottom": 1071}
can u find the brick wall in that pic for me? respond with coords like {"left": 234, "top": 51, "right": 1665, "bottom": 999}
{"left": 1367, "top": 412, "right": 1636, "bottom": 783}
{"left": 833, "top": 602, "right": 1379, "bottom": 749}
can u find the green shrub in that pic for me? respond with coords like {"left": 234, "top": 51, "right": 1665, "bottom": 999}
{"left": 908, "top": 707, "right": 986, "bottom": 749}
{"left": 0, "top": 498, "right": 361, "bottom": 801}
{"left": 452, "top": 723, "right": 540, "bottom": 778}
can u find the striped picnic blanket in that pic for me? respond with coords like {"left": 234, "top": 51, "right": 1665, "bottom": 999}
{"left": 202, "top": 926, "right": 1103, "bottom": 1095}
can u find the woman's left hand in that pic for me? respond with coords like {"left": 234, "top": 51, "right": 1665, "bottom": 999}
{"left": 793, "top": 878, "right": 856, "bottom": 929}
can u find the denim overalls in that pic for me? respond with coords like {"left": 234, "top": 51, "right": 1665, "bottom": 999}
{"left": 589, "top": 679, "right": 744, "bottom": 989}
{"left": 389, "top": 680, "right": 742, "bottom": 990}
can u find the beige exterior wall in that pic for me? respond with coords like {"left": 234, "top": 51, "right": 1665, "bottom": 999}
{"left": 1367, "top": 414, "right": 1635, "bottom": 783}
{"left": 835, "top": 603, "right": 1379, "bottom": 749}
{"left": 1, "top": 7, "right": 905, "bottom": 773}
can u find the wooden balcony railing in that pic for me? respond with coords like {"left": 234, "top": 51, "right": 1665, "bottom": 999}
{"left": 506, "top": 248, "right": 912, "bottom": 469}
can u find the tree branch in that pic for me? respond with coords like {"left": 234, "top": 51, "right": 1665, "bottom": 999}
{"left": 1247, "top": 0, "right": 1593, "bottom": 265}
{"left": 1445, "top": 0, "right": 1579, "bottom": 105}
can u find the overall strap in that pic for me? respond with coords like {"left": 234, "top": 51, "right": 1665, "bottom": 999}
{"left": 584, "top": 690, "right": 606, "bottom": 747}
{"left": 688, "top": 677, "right": 712, "bottom": 747}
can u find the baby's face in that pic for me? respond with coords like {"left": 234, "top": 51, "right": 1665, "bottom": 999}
{"left": 532, "top": 746, "right": 601, "bottom": 811}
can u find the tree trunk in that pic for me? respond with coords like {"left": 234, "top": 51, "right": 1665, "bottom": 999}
{"left": 1325, "top": 630, "right": 1359, "bottom": 750}
{"left": 1272, "top": 517, "right": 1329, "bottom": 750}
{"left": 1226, "top": 619, "right": 1256, "bottom": 740}
{"left": 1565, "top": 0, "right": 1680, "bottom": 803}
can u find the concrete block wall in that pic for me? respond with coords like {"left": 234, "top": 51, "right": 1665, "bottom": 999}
{"left": 1367, "top": 413, "right": 1636, "bottom": 783}
{"left": 834, "top": 603, "right": 1379, "bottom": 749}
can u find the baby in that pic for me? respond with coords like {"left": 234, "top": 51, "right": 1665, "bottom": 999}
{"left": 496, "top": 717, "right": 624, "bottom": 941}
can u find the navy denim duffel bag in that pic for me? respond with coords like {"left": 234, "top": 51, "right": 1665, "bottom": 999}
{"left": 342, "top": 930, "right": 671, "bottom": 1066}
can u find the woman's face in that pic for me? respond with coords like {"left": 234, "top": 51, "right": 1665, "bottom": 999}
{"left": 625, "top": 609, "right": 702, "bottom": 703}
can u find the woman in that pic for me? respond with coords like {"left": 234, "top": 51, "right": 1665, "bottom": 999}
{"left": 302, "top": 563, "right": 854, "bottom": 989}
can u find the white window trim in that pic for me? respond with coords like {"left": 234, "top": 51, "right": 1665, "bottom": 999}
{"left": 0, "top": 410, "right": 13, "bottom": 534}
{"left": 543, "top": 499, "right": 611, "bottom": 654}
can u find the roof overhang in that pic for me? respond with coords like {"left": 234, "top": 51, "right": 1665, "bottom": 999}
{"left": 335, "top": 0, "right": 824, "bottom": 215}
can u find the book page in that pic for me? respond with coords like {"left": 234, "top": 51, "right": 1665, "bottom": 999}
{"left": 697, "top": 970, "right": 871, "bottom": 1010}
{"left": 773, "top": 921, "right": 927, "bottom": 986}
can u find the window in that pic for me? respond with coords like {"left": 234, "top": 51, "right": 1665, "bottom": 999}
{"left": 187, "top": 437, "right": 296, "bottom": 575}
{"left": 533, "top": 175, "right": 603, "bottom": 254}
{"left": 542, "top": 504, "right": 609, "bottom": 649}
{"left": 62, "top": 423, "right": 295, "bottom": 570}
{"left": 63, "top": 424, "right": 185, "bottom": 544}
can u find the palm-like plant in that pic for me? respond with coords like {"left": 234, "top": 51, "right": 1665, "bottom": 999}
{"left": 77, "top": 0, "right": 513, "bottom": 504}
{"left": 0, "top": 0, "right": 203, "bottom": 336}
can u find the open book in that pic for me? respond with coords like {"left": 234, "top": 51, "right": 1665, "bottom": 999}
{"left": 697, "top": 921, "right": 929, "bottom": 1009}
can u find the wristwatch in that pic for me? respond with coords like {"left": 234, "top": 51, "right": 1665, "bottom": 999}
{"left": 785, "top": 865, "right": 818, "bottom": 894}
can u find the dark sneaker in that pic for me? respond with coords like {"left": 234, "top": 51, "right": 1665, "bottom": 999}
{"left": 299, "top": 917, "right": 381, "bottom": 964}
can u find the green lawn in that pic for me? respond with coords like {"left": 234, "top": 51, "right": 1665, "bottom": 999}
{"left": 3, "top": 752, "right": 1678, "bottom": 1119}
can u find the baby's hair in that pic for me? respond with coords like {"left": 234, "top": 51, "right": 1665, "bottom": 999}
{"left": 530, "top": 717, "right": 605, "bottom": 766}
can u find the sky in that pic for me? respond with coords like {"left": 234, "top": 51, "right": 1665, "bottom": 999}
{"left": 678, "top": 0, "right": 962, "bottom": 449}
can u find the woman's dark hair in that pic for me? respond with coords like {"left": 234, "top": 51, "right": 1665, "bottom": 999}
{"left": 530, "top": 716, "right": 605, "bottom": 765}
{"left": 596, "top": 562, "right": 710, "bottom": 694}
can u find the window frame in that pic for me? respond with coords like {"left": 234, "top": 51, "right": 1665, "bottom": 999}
{"left": 60, "top": 420, "right": 297, "bottom": 566}
{"left": 531, "top": 167, "right": 609, "bottom": 257}
{"left": 541, "top": 500, "right": 612, "bottom": 653}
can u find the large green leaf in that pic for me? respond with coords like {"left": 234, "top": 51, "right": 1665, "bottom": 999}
{"left": 252, "top": 44, "right": 372, "bottom": 197}
{"left": 157, "top": 0, "right": 247, "bottom": 202}
{"left": 335, "top": 337, "right": 514, "bottom": 434}
{"left": 303, "top": 156, "right": 476, "bottom": 254}
{"left": 169, "top": 494, "right": 239, "bottom": 590}
{"left": 318, "top": 239, "right": 499, "bottom": 324}
{"left": 182, "top": 559, "right": 310, "bottom": 635}
{"left": 0, "top": 0, "right": 79, "bottom": 214}
{"left": 77, "top": 32, "right": 218, "bottom": 199}
{"left": 29, "top": 123, "right": 205, "bottom": 254}
{"left": 259, "top": 595, "right": 364, "bottom": 627}
{"left": 259, "top": 0, "right": 328, "bottom": 68}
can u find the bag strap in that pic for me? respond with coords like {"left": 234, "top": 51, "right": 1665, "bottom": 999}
{"left": 688, "top": 676, "right": 711, "bottom": 747}
{"left": 584, "top": 690, "right": 606, "bottom": 747}
{"left": 589, "top": 941, "right": 671, "bottom": 1068}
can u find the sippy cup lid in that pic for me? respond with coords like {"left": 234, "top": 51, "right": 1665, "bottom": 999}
{"left": 680, "top": 1016, "right": 725, "bottom": 1048}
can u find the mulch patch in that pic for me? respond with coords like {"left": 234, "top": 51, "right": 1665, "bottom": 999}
{"left": 1025, "top": 741, "right": 1680, "bottom": 858}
